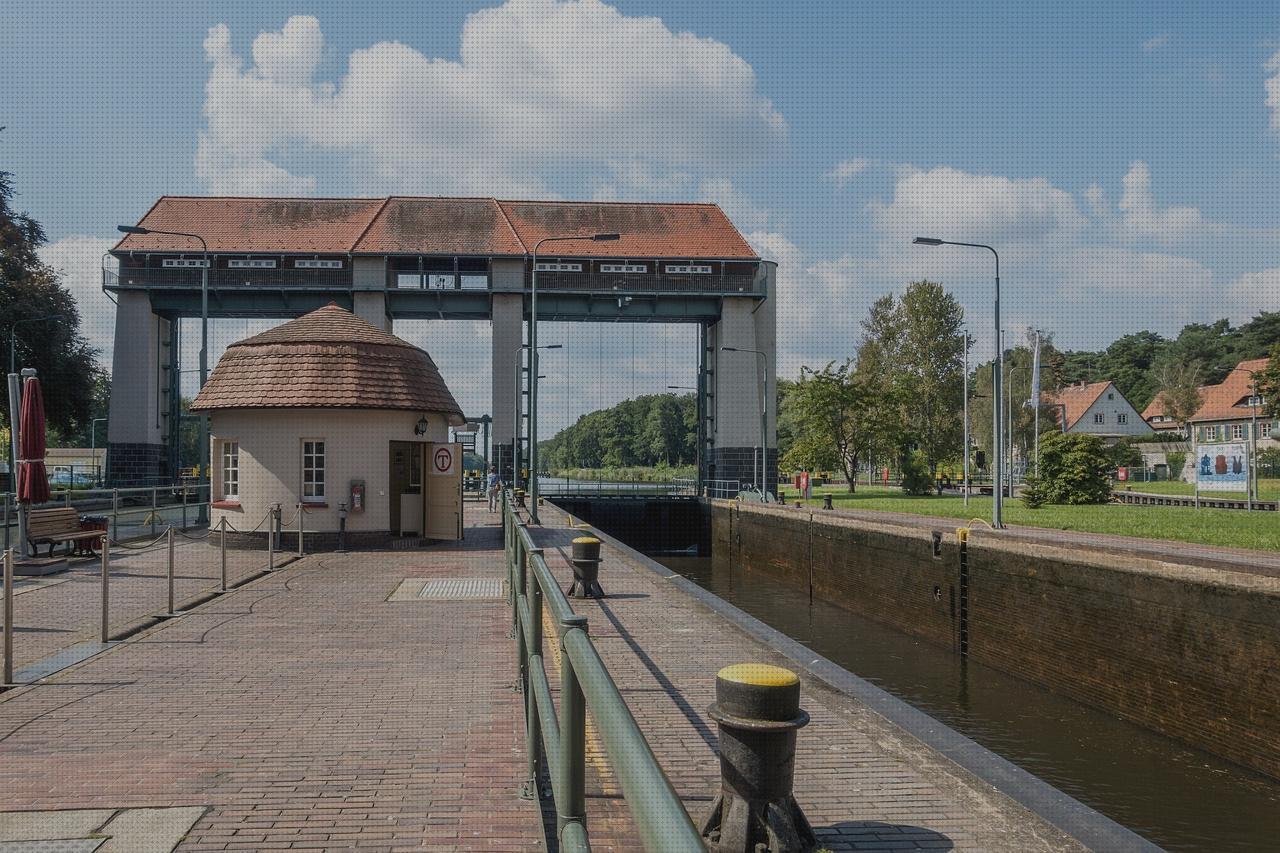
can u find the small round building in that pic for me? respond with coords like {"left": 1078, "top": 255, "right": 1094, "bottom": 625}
{"left": 190, "top": 304, "right": 465, "bottom": 547}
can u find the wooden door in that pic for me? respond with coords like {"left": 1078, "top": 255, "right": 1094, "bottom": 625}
{"left": 423, "top": 442, "right": 463, "bottom": 540}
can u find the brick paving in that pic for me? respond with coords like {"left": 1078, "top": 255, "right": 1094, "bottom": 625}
{"left": 0, "top": 511, "right": 538, "bottom": 852}
{"left": 530, "top": 508, "right": 1090, "bottom": 852}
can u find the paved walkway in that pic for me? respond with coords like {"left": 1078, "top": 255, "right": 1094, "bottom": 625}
{"left": 0, "top": 513, "right": 537, "bottom": 852}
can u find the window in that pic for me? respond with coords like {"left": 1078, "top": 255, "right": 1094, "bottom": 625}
{"left": 665, "top": 263, "right": 712, "bottom": 274}
{"left": 1260, "top": 421, "right": 1275, "bottom": 439}
{"left": 396, "top": 273, "right": 424, "bottom": 289}
{"left": 220, "top": 442, "right": 239, "bottom": 499}
{"left": 1107, "top": 393, "right": 1114, "bottom": 400}
{"left": 228, "top": 259, "right": 277, "bottom": 269}
{"left": 302, "top": 440, "right": 325, "bottom": 502}
{"left": 1232, "top": 423, "right": 1245, "bottom": 440}
{"left": 1094, "top": 413, "right": 1105, "bottom": 424}
{"left": 162, "top": 258, "right": 209, "bottom": 268}
{"left": 1117, "top": 413, "right": 1127, "bottom": 425}
{"left": 600, "top": 263, "right": 647, "bottom": 274}
{"left": 295, "top": 259, "right": 343, "bottom": 269}
{"left": 535, "top": 262, "right": 582, "bottom": 272}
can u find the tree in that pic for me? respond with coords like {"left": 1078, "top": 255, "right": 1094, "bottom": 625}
{"left": 1153, "top": 360, "right": 1204, "bottom": 439}
{"left": 854, "top": 294, "right": 908, "bottom": 472}
{"left": 782, "top": 360, "right": 868, "bottom": 491}
{"left": 897, "top": 281, "right": 965, "bottom": 476}
{"left": 1, "top": 162, "right": 101, "bottom": 436}
{"left": 1257, "top": 342, "right": 1280, "bottom": 421}
{"left": 1034, "top": 431, "right": 1113, "bottom": 504}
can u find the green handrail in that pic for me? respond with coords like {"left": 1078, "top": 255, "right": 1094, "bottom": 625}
{"left": 503, "top": 489, "right": 704, "bottom": 852}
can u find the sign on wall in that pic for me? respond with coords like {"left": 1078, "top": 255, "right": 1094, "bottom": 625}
{"left": 430, "top": 444, "right": 456, "bottom": 477}
{"left": 1196, "top": 442, "right": 1248, "bottom": 492}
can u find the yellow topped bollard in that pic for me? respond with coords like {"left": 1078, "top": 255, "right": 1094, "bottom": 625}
{"left": 567, "top": 536, "right": 604, "bottom": 598}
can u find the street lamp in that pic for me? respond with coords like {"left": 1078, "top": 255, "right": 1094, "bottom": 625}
{"left": 117, "top": 224, "right": 210, "bottom": 499}
{"left": 529, "top": 233, "right": 619, "bottom": 523}
{"left": 720, "top": 346, "right": 769, "bottom": 497}
{"left": 914, "top": 237, "right": 1003, "bottom": 528}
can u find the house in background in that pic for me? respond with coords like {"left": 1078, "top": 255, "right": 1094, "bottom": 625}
{"left": 1041, "top": 380, "right": 1148, "bottom": 443}
{"left": 1187, "top": 358, "right": 1278, "bottom": 454}
{"left": 1140, "top": 395, "right": 1193, "bottom": 434}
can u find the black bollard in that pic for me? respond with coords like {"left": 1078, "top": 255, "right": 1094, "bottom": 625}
{"left": 822, "top": 494, "right": 832, "bottom": 510}
{"left": 566, "top": 536, "right": 604, "bottom": 598}
{"left": 701, "top": 663, "right": 816, "bottom": 853}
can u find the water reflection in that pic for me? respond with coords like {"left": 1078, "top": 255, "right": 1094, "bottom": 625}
{"left": 663, "top": 555, "right": 1280, "bottom": 853}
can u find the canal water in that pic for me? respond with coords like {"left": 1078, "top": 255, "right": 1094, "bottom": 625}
{"left": 659, "top": 554, "right": 1280, "bottom": 852}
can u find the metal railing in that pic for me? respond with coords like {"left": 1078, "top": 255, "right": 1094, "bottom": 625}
{"left": 538, "top": 477, "right": 693, "bottom": 497}
{"left": 703, "top": 479, "right": 742, "bottom": 499}
{"left": 503, "top": 491, "right": 703, "bottom": 852}
{"left": 3, "top": 484, "right": 212, "bottom": 553}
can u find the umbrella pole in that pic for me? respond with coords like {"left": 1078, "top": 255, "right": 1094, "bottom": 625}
{"left": 6, "top": 373, "right": 23, "bottom": 559}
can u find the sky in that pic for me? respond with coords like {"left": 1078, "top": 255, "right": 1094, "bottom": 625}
{"left": 5, "top": 0, "right": 1280, "bottom": 433}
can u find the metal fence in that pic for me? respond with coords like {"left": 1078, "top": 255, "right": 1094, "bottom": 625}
{"left": 538, "top": 478, "right": 693, "bottom": 497}
{"left": 503, "top": 493, "right": 703, "bottom": 852}
{"left": 3, "top": 484, "right": 213, "bottom": 553}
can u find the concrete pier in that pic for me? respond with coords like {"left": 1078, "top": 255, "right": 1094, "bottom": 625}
{"left": 0, "top": 505, "right": 1145, "bottom": 850}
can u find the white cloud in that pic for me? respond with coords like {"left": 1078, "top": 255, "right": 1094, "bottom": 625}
{"left": 700, "top": 179, "right": 769, "bottom": 229}
{"left": 1265, "top": 46, "right": 1280, "bottom": 132}
{"left": 1115, "top": 160, "right": 1203, "bottom": 241}
{"left": 825, "top": 157, "right": 874, "bottom": 186}
{"left": 38, "top": 236, "right": 116, "bottom": 367}
{"left": 1225, "top": 267, "right": 1280, "bottom": 323}
{"left": 1143, "top": 33, "right": 1170, "bottom": 53}
{"left": 197, "top": 4, "right": 786, "bottom": 197}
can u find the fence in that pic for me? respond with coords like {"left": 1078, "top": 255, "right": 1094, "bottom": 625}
{"left": 2, "top": 501, "right": 304, "bottom": 688}
{"left": 503, "top": 492, "right": 703, "bottom": 852}
{"left": 538, "top": 477, "right": 692, "bottom": 497}
{"left": 3, "top": 484, "right": 213, "bottom": 553}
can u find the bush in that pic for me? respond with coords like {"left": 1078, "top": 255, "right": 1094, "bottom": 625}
{"left": 900, "top": 451, "right": 933, "bottom": 496}
{"left": 1035, "top": 432, "right": 1112, "bottom": 504}
{"left": 1166, "top": 451, "right": 1187, "bottom": 481}
{"left": 1107, "top": 439, "right": 1144, "bottom": 469}
{"left": 1021, "top": 473, "right": 1047, "bottom": 509}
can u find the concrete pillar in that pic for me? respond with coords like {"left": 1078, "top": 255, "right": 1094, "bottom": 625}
{"left": 107, "top": 291, "right": 169, "bottom": 485}
{"left": 491, "top": 291, "right": 524, "bottom": 485}
{"left": 352, "top": 257, "right": 391, "bottom": 332}
{"left": 709, "top": 262, "right": 777, "bottom": 496}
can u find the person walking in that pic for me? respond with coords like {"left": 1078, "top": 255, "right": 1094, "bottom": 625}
{"left": 487, "top": 466, "right": 501, "bottom": 512}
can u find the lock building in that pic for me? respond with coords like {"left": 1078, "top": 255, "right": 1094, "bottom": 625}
{"left": 190, "top": 303, "right": 466, "bottom": 546}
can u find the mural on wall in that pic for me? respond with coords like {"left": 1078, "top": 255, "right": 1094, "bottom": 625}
{"left": 1196, "top": 441, "right": 1249, "bottom": 492}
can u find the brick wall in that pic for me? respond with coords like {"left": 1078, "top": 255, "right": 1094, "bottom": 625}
{"left": 712, "top": 500, "right": 1280, "bottom": 780}
{"left": 106, "top": 442, "right": 169, "bottom": 486}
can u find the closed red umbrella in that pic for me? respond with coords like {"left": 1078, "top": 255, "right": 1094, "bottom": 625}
{"left": 16, "top": 376, "right": 49, "bottom": 505}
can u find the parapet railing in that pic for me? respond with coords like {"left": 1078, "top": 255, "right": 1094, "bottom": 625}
{"left": 502, "top": 491, "right": 703, "bottom": 852}
{"left": 2, "top": 484, "right": 214, "bottom": 553}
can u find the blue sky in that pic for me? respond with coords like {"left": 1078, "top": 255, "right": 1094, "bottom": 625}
{"left": 5, "top": 0, "right": 1280, "bottom": 429}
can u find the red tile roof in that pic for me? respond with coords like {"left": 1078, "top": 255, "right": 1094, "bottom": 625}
{"left": 190, "top": 304, "right": 463, "bottom": 421}
{"left": 1188, "top": 358, "right": 1269, "bottom": 423}
{"left": 113, "top": 196, "right": 759, "bottom": 260}
{"left": 1041, "top": 381, "right": 1112, "bottom": 430}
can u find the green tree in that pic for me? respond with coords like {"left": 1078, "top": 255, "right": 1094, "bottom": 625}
{"left": 1152, "top": 360, "right": 1204, "bottom": 439}
{"left": 781, "top": 360, "right": 868, "bottom": 491}
{"left": 897, "top": 281, "right": 965, "bottom": 476}
{"left": 1257, "top": 342, "right": 1280, "bottom": 421}
{"left": 1, "top": 163, "right": 100, "bottom": 435}
{"left": 1034, "top": 431, "right": 1113, "bottom": 504}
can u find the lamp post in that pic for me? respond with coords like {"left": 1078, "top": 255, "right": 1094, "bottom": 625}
{"left": 962, "top": 331, "right": 970, "bottom": 507}
{"left": 529, "top": 233, "right": 619, "bottom": 523}
{"left": 914, "top": 237, "right": 1003, "bottom": 528}
{"left": 720, "top": 346, "right": 769, "bottom": 497}
{"left": 89, "top": 417, "right": 107, "bottom": 485}
{"left": 117, "top": 225, "right": 209, "bottom": 500}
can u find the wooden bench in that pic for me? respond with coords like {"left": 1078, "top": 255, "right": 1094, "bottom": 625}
{"left": 27, "top": 507, "right": 104, "bottom": 557}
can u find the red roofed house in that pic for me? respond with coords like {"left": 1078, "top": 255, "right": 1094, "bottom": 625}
{"left": 1041, "top": 380, "right": 1148, "bottom": 442}
{"left": 190, "top": 304, "right": 466, "bottom": 545}
{"left": 1187, "top": 358, "right": 1277, "bottom": 453}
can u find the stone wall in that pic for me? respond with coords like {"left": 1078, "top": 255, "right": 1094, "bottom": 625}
{"left": 712, "top": 500, "right": 1280, "bottom": 780}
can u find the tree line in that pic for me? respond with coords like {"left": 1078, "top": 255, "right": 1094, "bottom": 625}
{"left": 538, "top": 392, "right": 697, "bottom": 470}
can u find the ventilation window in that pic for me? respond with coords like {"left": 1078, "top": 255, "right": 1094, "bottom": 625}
{"left": 600, "top": 263, "right": 647, "bottom": 274}
{"left": 665, "top": 264, "right": 712, "bottom": 274}
{"left": 535, "top": 262, "right": 582, "bottom": 272}
{"left": 228, "top": 259, "right": 277, "bottom": 269}
{"left": 295, "top": 259, "right": 343, "bottom": 269}
{"left": 162, "top": 258, "right": 209, "bottom": 268}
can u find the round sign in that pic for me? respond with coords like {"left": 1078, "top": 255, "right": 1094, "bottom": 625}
{"left": 434, "top": 446, "right": 454, "bottom": 474}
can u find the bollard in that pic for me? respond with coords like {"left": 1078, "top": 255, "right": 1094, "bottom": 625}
{"left": 337, "top": 502, "right": 348, "bottom": 553}
{"left": 100, "top": 536, "right": 110, "bottom": 643}
{"left": 219, "top": 517, "right": 228, "bottom": 591}
{"left": 822, "top": 494, "right": 832, "bottom": 511}
{"left": 701, "top": 663, "right": 816, "bottom": 853}
{"left": 566, "top": 536, "right": 604, "bottom": 599}
{"left": 3, "top": 548, "right": 13, "bottom": 685}
{"left": 297, "top": 503, "right": 304, "bottom": 557}
{"left": 166, "top": 526, "right": 176, "bottom": 615}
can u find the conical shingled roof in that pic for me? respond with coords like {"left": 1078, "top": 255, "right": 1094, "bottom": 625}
{"left": 190, "top": 304, "right": 463, "bottom": 422}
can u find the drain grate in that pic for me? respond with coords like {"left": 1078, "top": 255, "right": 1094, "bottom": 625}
{"left": 390, "top": 577, "right": 504, "bottom": 601}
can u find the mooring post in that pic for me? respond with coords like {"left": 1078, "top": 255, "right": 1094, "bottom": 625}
{"left": 567, "top": 536, "right": 604, "bottom": 598}
{"left": 822, "top": 494, "right": 832, "bottom": 511}
{"left": 700, "top": 663, "right": 816, "bottom": 852}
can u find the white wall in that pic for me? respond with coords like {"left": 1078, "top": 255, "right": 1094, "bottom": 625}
{"left": 208, "top": 408, "right": 450, "bottom": 534}
{"left": 1069, "top": 385, "right": 1149, "bottom": 438}
{"left": 107, "top": 291, "right": 165, "bottom": 445}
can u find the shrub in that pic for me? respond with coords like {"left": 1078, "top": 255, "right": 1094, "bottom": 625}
{"left": 1035, "top": 432, "right": 1112, "bottom": 504}
{"left": 1107, "top": 439, "right": 1144, "bottom": 470}
{"left": 1021, "top": 473, "right": 1047, "bottom": 509}
{"left": 900, "top": 451, "right": 933, "bottom": 496}
{"left": 1165, "top": 451, "right": 1187, "bottom": 481}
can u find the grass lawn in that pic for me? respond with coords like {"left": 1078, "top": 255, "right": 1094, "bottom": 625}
{"left": 789, "top": 484, "right": 1280, "bottom": 551}
{"left": 1113, "top": 478, "right": 1280, "bottom": 501}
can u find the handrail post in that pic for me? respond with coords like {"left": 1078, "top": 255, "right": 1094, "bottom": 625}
{"left": 521, "top": 547, "right": 545, "bottom": 800}
{"left": 297, "top": 502, "right": 304, "bottom": 557}
{"left": 182, "top": 483, "right": 188, "bottom": 530}
{"left": 166, "top": 526, "right": 176, "bottom": 615}
{"left": 219, "top": 517, "right": 228, "bottom": 591}
{"left": 100, "top": 535, "right": 110, "bottom": 643}
{"left": 111, "top": 488, "right": 119, "bottom": 542}
{"left": 150, "top": 486, "right": 158, "bottom": 537}
{"left": 4, "top": 548, "right": 14, "bottom": 685}
{"left": 558, "top": 613, "right": 589, "bottom": 842}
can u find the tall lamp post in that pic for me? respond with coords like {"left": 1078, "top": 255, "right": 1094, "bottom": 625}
{"left": 720, "top": 346, "right": 769, "bottom": 497}
{"left": 528, "top": 232, "right": 618, "bottom": 523}
{"left": 914, "top": 237, "right": 1003, "bottom": 528}
{"left": 962, "top": 331, "right": 970, "bottom": 507}
{"left": 117, "top": 225, "right": 209, "bottom": 502}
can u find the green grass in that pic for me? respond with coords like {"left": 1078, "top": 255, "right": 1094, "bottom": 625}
{"left": 1111, "top": 478, "right": 1280, "bottom": 501}
{"left": 786, "top": 485, "right": 1280, "bottom": 552}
